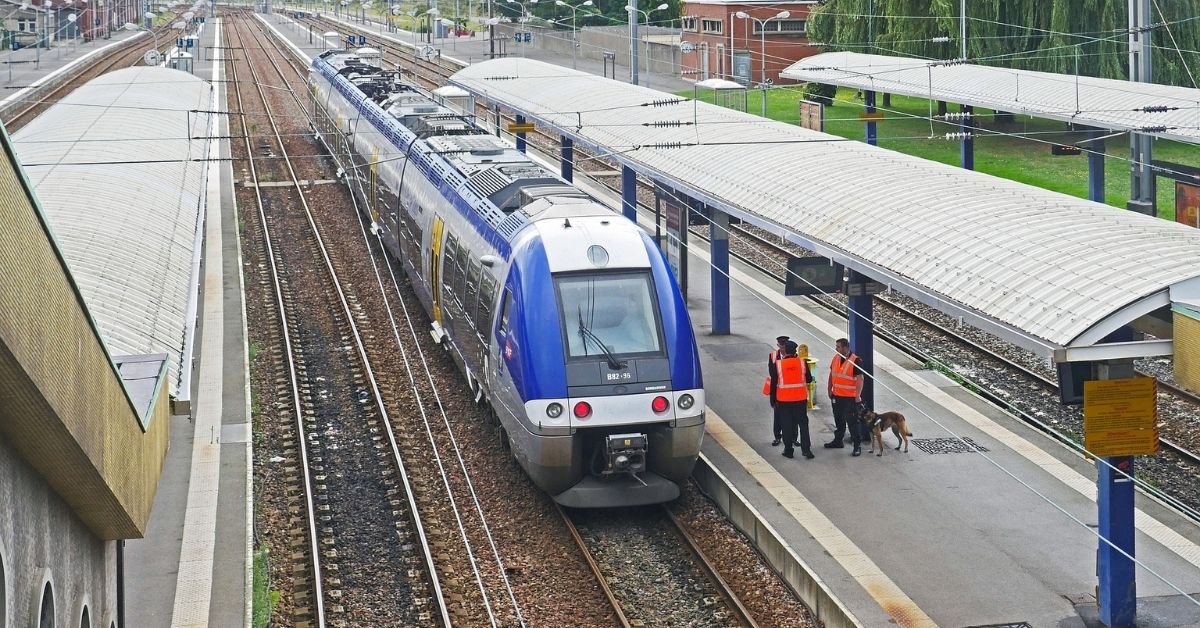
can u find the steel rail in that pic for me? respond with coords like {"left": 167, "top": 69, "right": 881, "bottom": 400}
{"left": 3, "top": 18, "right": 185, "bottom": 129}
{"left": 224, "top": 14, "right": 326, "bottom": 627}
{"left": 662, "top": 507, "right": 760, "bottom": 628}
{"left": 247, "top": 14, "right": 454, "bottom": 624}
{"left": 554, "top": 505, "right": 634, "bottom": 628}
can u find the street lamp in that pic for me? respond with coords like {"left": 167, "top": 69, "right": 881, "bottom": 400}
{"left": 503, "top": 0, "right": 535, "bottom": 56}
{"left": 124, "top": 18, "right": 158, "bottom": 50}
{"left": 425, "top": 6, "right": 438, "bottom": 42}
{"left": 733, "top": 9, "right": 787, "bottom": 88}
{"left": 624, "top": 1, "right": 666, "bottom": 87}
{"left": 553, "top": 0, "right": 590, "bottom": 69}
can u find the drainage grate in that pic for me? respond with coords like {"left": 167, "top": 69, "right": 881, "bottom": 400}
{"left": 911, "top": 437, "right": 989, "bottom": 454}
{"left": 963, "top": 623, "right": 1032, "bottom": 628}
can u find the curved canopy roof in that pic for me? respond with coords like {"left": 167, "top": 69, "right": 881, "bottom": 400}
{"left": 452, "top": 59, "right": 1200, "bottom": 360}
{"left": 12, "top": 66, "right": 212, "bottom": 399}
{"left": 781, "top": 52, "right": 1200, "bottom": 145}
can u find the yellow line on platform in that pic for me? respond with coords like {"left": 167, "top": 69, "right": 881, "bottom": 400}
{"left": 704, "top": 407, "right": 938, "bottom": 628}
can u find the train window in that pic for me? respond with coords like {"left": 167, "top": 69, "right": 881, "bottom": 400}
{"left": 455, "top": 245, "right": 470, "bottom": 299}
{"left": 498, "top": 288, "right": 514, "bottom": 336}
{"left": 478, "top": 272, "right": 498, "bottom": 339}
{"left": 443, "top": 234, "right": 460, "bottom": 295}
{"left": 465, "top": 262, "right": 482, "bottom": 324}
{"left": 555, "top": 271, "right": 664, "bottom": 359}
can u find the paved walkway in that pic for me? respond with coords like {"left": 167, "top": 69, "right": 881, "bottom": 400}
{"left": 122, "top": 16, "right": 252, "bottom": 628}
{"left": 0, "top": 30, "right": 143, "bottom": 115}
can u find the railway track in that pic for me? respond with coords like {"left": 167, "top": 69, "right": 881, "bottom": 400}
{"left": 559, "top": 505, "right": 758, "bottom": 628}
{"left": 2, "top": 17, "right": 185, "bottom": 130}
{"left": 227, "top": 12, "right": 446, "bottom": 626}
{"left": 296, "top": 20, "right": 1200, "bottom": 519}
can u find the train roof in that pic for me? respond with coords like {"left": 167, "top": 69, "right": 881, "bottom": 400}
{"left": 314, "top": 51, "right": 620, "bottom": 248}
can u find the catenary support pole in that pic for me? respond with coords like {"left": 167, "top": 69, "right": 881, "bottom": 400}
{"left": 960, "top": 104, "right": 974, "bottom": 170}
{"left": 709, "top": 208, "right": 730, "bottom": 335}
{"left": 847, "top": 270, "right": 874, "bottom": 407}
{"left": 1127, "top": 0, "right": 1154, "bottom": 214}
{"left": 1095, "top": 359, "right": 1138, "bottom": 626}
{"left": 560, "top": 135, "right": 573, "bottom": 181}
{"left": 515, "top": 114, "right": 526, "bottom": 153}
{"left": 864, "top": 90, "right": 877, "bottom": 146}
{"left": 1088, "top": 128, "right": 1106, "bottom": 203}
{"left": 621, "top": 166, "right": 637, "bottom": 221}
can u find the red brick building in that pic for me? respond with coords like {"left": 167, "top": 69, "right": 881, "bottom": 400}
{"left": 679, "top": 0, "right": 818, "bottom": 85}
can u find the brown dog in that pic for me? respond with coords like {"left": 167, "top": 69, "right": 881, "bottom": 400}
{"left": 861, "top": 410, "right": 912, "bottom": 456}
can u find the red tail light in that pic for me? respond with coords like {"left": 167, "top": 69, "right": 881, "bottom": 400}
{"left": 573, "top": 401, "right": 592, "bottom": 419}
{"left": 651, "top": 396, "right": 670, "bottom": 413}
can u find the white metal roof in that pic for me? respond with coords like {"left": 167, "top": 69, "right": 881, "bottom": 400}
{"left": 12, "top": 66, "right": 212, "bottom": 399}
{"left": 452, "top": 58, "right": 1200, "bottom": 360}
{"left": 782, "top": 52, "right": 1200, "bottom": 144}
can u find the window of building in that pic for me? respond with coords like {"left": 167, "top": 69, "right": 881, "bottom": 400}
{"left": 752, "top": 19, "right": 806, "bottom": 35}
{"left": 681, "top": 16, "right": 697, "bottom": 31}
{"left": 18, "top": 19, "right": 37, "bottom": 32}
{"left": 39, "top": 582, "right": 54, "bottom": 628}
{"left": 700, "top": 19, "right": 722, "bottom": 34}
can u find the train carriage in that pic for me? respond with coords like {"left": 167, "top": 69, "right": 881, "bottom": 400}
{"left": 308, "top": 49, "right": 704, "bottom": 507}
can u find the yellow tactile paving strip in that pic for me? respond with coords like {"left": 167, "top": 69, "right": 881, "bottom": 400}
{"left": 170, "top": 21, "right": 225, "bottom": 627}
{"left": 699, "top": 248, "right": 1200, "bottom": 573}
{"left": 705, "top": 407, "right": 939, "bottom": 627}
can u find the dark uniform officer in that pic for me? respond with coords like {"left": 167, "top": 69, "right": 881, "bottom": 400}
{"left": 767, "top": 335, "right": 788, "bottom": 446}
{"left": 770, "top": 341, "right": 814, "bottom": 459}
{"left": 825, "top": 337, "right": 866, "bottom": 456}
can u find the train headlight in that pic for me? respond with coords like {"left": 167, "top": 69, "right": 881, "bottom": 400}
{"left": 546, "top": 402, "right": 563, "bottom": 418}
{"left": 573, "top": 401, "right": 592, "bottom": 419}
{"left": 677, "top": 394, "right": 695, "bottom": 410}
{"left": 651, "top": 396, "right": 670, "bottom": 413}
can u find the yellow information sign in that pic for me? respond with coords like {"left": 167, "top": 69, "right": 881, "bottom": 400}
{"left": 507, "top": 122, "right": 536, "bottom": 133}
{"left": 1083, "top": 378, "right": 1159, "bottom": 457}
{"left": 858, "top": 111, "right": 886, "bottom": 121}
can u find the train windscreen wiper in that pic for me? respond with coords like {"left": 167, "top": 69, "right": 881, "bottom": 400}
{"left": 578, "top": 306, "right": 627, "bottom": 371}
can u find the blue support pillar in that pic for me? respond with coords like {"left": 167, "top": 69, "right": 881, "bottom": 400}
{"left": 864, "top": 90, "right": 877, "bottom": 146}
{"left": 621, "top": 165, "right": 637, "bottom": 222}
{"left": 560, "top": 135, "right": 573, "bottom": 182}
{"left": 515, "top": 114, "right": 527, "bottom": 153}
{"left": 847, "top": 271, "right": 874, "bottom": 407}
{"left": 709, "top": 208, "right": 730, "bottom": 335}
{"left": 960, "top": 104, "right": 975, "bottom": 170}
{"left": 1088, "top": 128, "right": 1106, "bottom": 203}
{"left": 1098, "top": 455, "right": 1136, "bottom": 626}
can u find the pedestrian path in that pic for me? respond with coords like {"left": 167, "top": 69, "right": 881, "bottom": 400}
{"left": 0, "top": 30, "right": 143, "bottom": 114}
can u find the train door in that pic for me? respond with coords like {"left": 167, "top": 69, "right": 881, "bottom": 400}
{"left": 429, "top": 215, "right": 445, "bottom": 325}
{"left": 368, "top": 148, "right": 380, "bottom": 223}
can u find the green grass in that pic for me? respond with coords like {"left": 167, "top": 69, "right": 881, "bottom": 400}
{"left": 685, "top": 87, "right": 1200, "bottom": 220}
{"left": 248, "top": 340, "right": 261, "bottom": 365}
{"left": 252, "top": 547, "right": 280, "bottom": 628}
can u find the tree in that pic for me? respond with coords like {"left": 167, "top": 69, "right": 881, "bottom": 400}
{"left": 807, "top": 0, "right": 1200, "bottom": 86}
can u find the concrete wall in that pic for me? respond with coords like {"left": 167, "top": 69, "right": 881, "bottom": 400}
{"left": 494, "top": 23, "right": 682, "bottom": 76}
{"left": 1174, "top": 306, "right": 1200, "bottom": 392}
{"left": 0, "top": 435, "right": 117, "bottom": 628}
{"left": 692, "top": 454, "right": 862, "bottom": 628}
{"left": 0, "top": 125, "right": 170, "bottom": 541}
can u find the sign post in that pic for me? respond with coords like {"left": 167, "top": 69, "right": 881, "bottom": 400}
{"left": 1084, "top": 375, "right": 1158, "bottom": 627}
{"left": 657, "top": 184, "right": 688, "bottom": 299}
{"left": 1176, "top": 181, "right": 1200, "bottom": 228}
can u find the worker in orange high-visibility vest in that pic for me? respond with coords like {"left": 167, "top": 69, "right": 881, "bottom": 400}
{"left": 769, "top": 341, "right": 814, "bottom": 459}
{"left": 825, "top": 337, "right": 866, "bottom": 456}
{"left": 763, "top": 335, "right": 790, "bottom": 446}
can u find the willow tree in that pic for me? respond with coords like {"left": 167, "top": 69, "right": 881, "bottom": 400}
{"left": 807, "top": 0, "right": 1200, "bottom": 86}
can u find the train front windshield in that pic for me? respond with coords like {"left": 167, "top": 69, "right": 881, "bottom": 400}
{"left": 555, "top": 272, "right": 664, "bottom": 360}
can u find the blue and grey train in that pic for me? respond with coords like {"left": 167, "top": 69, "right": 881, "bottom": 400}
{"left": 308, "top": 50, "right": 704, "bottom": 507}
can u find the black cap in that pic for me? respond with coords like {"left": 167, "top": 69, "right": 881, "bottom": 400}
{"left": 784, "top": 340, "right": 799, "bottom": 354}
{"left": 776, "top": 335, "right": 790, "bottom": 343}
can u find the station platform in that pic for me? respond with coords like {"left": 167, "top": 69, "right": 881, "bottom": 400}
{"left": 0, "top": 29, "right": 143, "bottom": 115}
{"left": 119, "top": 17, "right": 253, "bottom": 627}
{"left": 542, "top": 162, "right": 1200, "bottom": 625}
{"left": 270, "top": 7, "right": 696, "bottom": 93}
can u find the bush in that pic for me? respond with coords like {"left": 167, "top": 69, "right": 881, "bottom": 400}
{"left": 802, "top": 82, "right": 837, "bottom": 106}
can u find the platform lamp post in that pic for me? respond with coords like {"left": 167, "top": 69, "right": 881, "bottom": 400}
{"left": 425, "top": 6, "right": 438, "bottom": 42}
{"left": 552, "top": 0, "right": 590, "bottom": 69}
{"left": 123, "top": 17, "right": 159, "bottom": 53}
{"left": 502, "top": 0, "right": 535, "bottom": 57}
{"left": 624, "top": 1, "right": 666, "bottom": 88}
{"left": 734, "top": 9, "right": 788, "bottom": 116}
